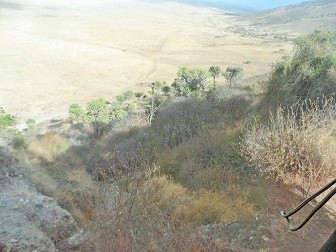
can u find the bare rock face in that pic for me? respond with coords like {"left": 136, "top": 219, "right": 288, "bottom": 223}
{"left": 0, "top": 146, "right": 81, "bottom": 251}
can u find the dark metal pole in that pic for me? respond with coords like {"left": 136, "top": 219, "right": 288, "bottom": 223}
{"left": 282, "top": 178, "right": 336, "bottom": 219}
{"left": 282, "top": 187, "right": 336, "bottom": 231}
{"left": 280, "top": 178, "right": 336, "bottom": 250}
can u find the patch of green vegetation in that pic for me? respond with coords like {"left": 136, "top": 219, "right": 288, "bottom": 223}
{"left": 0, "top": 108, "right": 27, "bottom": 149}
{"left": 264, "top": 29, "right": 336, "bottom": 108}
{"left": 26, "top": 119, "right": 36, "bottom": 130}
{"left": 69, "top": 99, "right": 128, "bottom": 138}
{"left": 123, "top": 90, "right": 134, "bottom": 100}
{"left": 0, "top": 108, "right": 15, "bottom": 128}
{"left": 172, "top": 67, "right": 209, "bottom": 97}
{"left": 10, "top": 130, "right": 27, "bottom": 149}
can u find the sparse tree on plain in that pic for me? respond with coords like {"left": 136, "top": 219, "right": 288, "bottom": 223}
{"left": 209, "top": 66, "right": 221, "bottom": 89}
{"left": 223, "top": 67, "right": 244, "bottom": 88}
{"left": 0, "top": 108, "right": 16, "bottom": 128}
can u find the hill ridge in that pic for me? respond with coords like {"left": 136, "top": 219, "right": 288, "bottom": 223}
{"left": 241, "top": 0, "right": 336, "bottom": 34}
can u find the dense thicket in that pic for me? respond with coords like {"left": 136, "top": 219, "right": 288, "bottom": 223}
{"left": 265, "top": 30, "right": 336, "bottom": 108}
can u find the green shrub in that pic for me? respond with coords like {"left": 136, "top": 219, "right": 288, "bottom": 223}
{"left": 135, "top": 92, "right": 145, "bottom": 98}
{"left": 111, "top": 108, "right": 128, "bottom": 119}
{"left": 172, "top": 67, "right": 209, "bottom": 97}
{"left": 26, "top": 119, "right": 36, "bottom": 130}
{"left": 123, "top": 90, "right": 134, "bottom": 100}
{"left": 69, "top": 99, "right": 128, "bottom": 138}
{"left": 264, "top": 29, "right": 336, "bottom": 108}
{"left": 116, "top": 94, "right": 127, "bottom": 103}
{"left": 10, "top": 130, "right": 27, "bottom": 149}
{"left": 162, "top": 85, "right": 171, "bottom": 95}
{"left": 69, "top": 104, "right": 87, "bottom": 124}
{"left": 0, "top": 108, "right": 15, "bottom": 128}
{"left": 125, "top": 102, "right": 136, "bottom": 111}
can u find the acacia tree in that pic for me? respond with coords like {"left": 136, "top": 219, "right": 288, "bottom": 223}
{"left": 172, "top": 67, "right": 209, "bottom": 97}
{"left": 209, "top": 66, "right": 221, "bottom": 89}
{"left": 224, "top": 67, "right": 244, "bottom": 88}
{"left": 69, "top": 99, "right": 127, "bottom": 138}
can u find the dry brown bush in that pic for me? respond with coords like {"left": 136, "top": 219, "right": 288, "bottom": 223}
{"left": 157, "top": 124, "right": 246, "bottom": 190}
{"left": 153, "top": 97, "right": 217, "bottom": 147}
{"left": 213, "top": 95, "right": 250, "bottom": 122}
{"left": 89, "top": 169, "right": 226, "bottom": 251}
{"left": 175, "top": 189, "right": 257, "bottom": 227}
{"left": 241, "top": 96, "right": 336, "bottom": 191}
{"left": 28, "top": 133, "right": 69, "bottom": 165}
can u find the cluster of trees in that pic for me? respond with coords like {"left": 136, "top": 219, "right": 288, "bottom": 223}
{"left": 0, "top": 108, "right": 26, "bottom": 149}
{"left": 172, "top": 66, "right": 244, "bottom": 97}
{"left": 69, "top": 99, "right": 128, "bottom": 139}
{"left": 68, "top": 65, "right": 244, "bottom": 138}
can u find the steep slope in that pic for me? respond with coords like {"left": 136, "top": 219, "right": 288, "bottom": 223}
{"left": 0, "top": 145, "right": 86, "bottom": 251}
{"left": 242, "top": 0, "right": 336, "bottom": 34}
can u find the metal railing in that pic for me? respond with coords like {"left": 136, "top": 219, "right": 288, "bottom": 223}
{"left": 281, "top": 178, "right": 336, "bottom": 251}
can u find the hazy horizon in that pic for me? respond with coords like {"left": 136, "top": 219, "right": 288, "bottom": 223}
{"left": 166, "top": 0, "right": 308, "bottom": 11}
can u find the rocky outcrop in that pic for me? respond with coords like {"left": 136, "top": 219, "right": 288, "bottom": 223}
{"left": 198, "top": 214, "right": 278, "bottom": 251}
{"left": 0, "top": 146, "right": 83, "bottom": 251}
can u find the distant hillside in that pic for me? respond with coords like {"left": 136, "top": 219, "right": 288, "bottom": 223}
{"left": 242, "top": 0, "right": 336, "bottom": 33}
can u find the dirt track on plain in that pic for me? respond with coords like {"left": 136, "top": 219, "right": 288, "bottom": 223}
{"left": 0, "top": 0, "right": 291, "bottom": 122}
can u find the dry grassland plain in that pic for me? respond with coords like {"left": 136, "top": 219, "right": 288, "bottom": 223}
{"left": 0, "top": 0, "right": 292, "bottom": 122}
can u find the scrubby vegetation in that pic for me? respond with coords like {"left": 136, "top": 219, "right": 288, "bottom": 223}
{"left": 264, "top": 29, "right": 336, "bottom": 108}
{"left": 172, "top": 67, "right": 210, "bottom": 97}
{"left": 0, "top": 108, "right": 27, "bottom": 149}
{"left": 69, "top": 99, "right": 128, "bottom": 138}
{"left": 2, "top": 29, "right": 336, "bottom": 251}
{"left": 0, "top": 108, "right": 15, "bottom": 127}
{"left": 241, "top": 97, "right": 336, "bottom": 192}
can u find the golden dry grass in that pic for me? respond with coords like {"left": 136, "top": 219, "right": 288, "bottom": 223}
{"left": 28, "top": 133, "right": 69, "bottom": 164}
{"left": 241, "top": 97, "right": 336, "bottom": 192}
{"left": 175, "top": 189, "right": 258, "bottom": 227}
